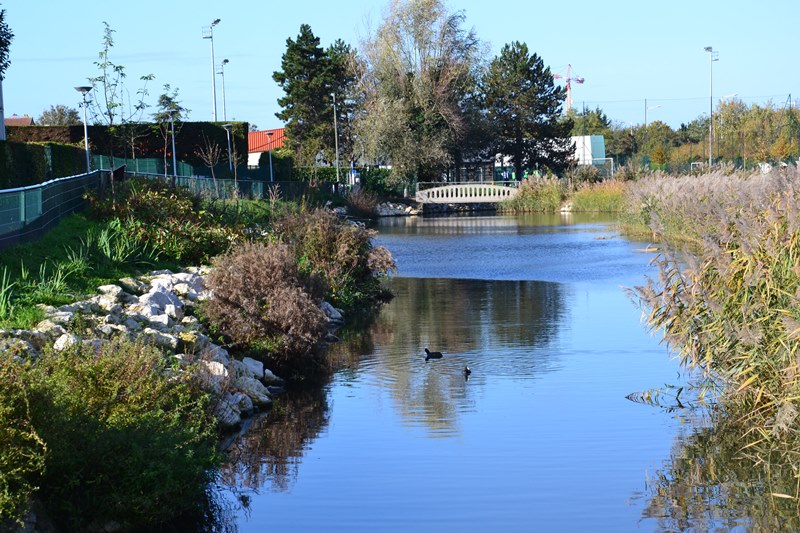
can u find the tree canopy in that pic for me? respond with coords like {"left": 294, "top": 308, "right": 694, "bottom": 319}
{"left": 355, "top": 0, "right": 483, "bottom": 184}
{"left": 482, "top": 41, "right": 573, "bottom": 178}
{"left": 37, "top": 104, "right": 80, "bottom": 126}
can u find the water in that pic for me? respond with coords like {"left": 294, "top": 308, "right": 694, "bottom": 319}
{"left": 219, "top": 213, "right": 696, "bottom": 531}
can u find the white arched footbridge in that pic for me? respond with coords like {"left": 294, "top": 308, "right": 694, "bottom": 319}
{"left": 415, "top": 182, "right": 519, "bottom": 204}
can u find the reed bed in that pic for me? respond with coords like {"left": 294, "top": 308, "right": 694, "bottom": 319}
{"left": 569, "top": 180, "right": 626, "bottom": 212}
{"left": 628, "top": 166, "right": 800, "bottom": 473}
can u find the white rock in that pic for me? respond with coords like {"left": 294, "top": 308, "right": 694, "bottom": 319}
{"left": 47, "top": 311, "right": 74, "bottom": 326}
{"left": 241, "top": 357, "right": 265, "bottom": 380}
{"left": 198, "top": 360, "right": 229, "bottom": 394}
{"left": 142, "top": 328, "right": 178, "bottom": 351}
{"left": 139, "top": 287, "right": 183, "bottom": 312}
{"left": 263, "top": 368, "right": 284, "bottom": 384}
{"left": 201, "top": 344, "right": 230, "bottom": 365}
{"left": 163, "top": 304, "right": 184, "bottom": 321}
{"left": 53, "top": 333, "right": 79, "bottom": 352}
{"left": 321, "top": 301, "right": 344, "bottom": 323}
{"left": 97, "top": 285, "right": 124, "bottom": 300}
{"left": 234, "top": 376, "right": 272, "bottom": 407}
{"left": 147, "top": 314, "right": 171, "bottom": 328}
{"left": 123, "top": 317, "right": 143, "bottom": 332}
{"left": 213, "top": 396, "right": 241, "bottom": 430}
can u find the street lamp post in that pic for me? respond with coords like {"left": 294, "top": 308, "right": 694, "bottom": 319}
{"left": 267, "top": 130, "right": 274, "bottom": 182}
{"left": 202, "top": 19, "right": 221, "bottom": 121}
{"left": 75, "top": 86, "right": 92, "bottom": 173}
{"left": 170, "top": 111, "right": 178, "bottom": 178}
{"left": 222, "top": 124, "right": 233, "bottom": 173}
{"left": 331, "top": 93, "right": 340, "bottom": 184}
{"left": 218, "top": 59, "right": 229, "bottom": 122}
{"left": 704, "top": 46, "right": 719, "bottom": 168}
{"left": 644, "top": 99, "right": 661, "bottom": 150}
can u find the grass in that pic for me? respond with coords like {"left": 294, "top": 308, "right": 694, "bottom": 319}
{"left": 500, "top": 178, "right": 564, "bottom": 213}
{"left": 569, "top": 180, "right": 626, "bottom": 212}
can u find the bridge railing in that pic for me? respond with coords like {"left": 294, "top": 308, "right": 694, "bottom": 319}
{"left": 416, "top": 180, "right": 519, "bottom": 192}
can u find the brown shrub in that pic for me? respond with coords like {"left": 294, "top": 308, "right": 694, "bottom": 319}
{"left": 273, "top": 208, "right": 396, "bottom": 309}
{"left": 345, "top": 188, "right": 378, "bottom": 218}
{"left": 203, "top": 242, "right": 328, "bottom": 359}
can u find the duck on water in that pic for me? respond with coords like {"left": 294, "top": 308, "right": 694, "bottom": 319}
{"left": 424, "top": 348, "right": 443, "bottom": 361}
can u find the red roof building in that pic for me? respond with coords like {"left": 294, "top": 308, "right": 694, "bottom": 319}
{"left": 4, "top": 113, "right": 35, "bottom": 126}
{"left": 248, "top": 127, "right": 285, "bottom": 153}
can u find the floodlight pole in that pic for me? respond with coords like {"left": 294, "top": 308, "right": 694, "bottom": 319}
{"left": 705, "top": 46, "right": 718, "bottom": 168}
{"left": 267, "top": 130, "right": 274, "bottom": 182}
{"left": 203, "top": 19, "right": 221, "bottom": 121}
{"left": 331, "top": 92, "right": 340, "bottom": 184}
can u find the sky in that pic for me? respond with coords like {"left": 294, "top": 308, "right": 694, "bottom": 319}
{"left": 4, "top": 0, "right": 799, "bottom": 131}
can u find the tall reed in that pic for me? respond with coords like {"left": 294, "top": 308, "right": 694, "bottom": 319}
{"left": 630, "top": 167, "right": 800, "bottom": 461}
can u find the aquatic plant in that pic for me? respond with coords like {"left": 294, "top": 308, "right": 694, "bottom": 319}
{"left": 631, "top": 166, "right": 800, "bottom": 472}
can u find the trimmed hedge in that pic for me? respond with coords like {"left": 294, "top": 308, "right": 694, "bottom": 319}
{"left": 0, "top": 142, "right": 85, "bottom": 189}
{"left": 7, "top": 122, "right": 248, "bottom": 170}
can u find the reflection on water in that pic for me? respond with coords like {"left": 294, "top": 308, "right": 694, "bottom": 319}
{"left": 218, "top": 214, "right": 790, "bottom": 530}
{"left": 328, "top": 277, "right": 566, "bottom": 436}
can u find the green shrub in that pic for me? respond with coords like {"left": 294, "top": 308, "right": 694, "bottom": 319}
{"left": 0, "top": 357, "right": 46, "bottom": 524}
{"left": 87, "top": 177, "right": 243, "bottom": 263}
{"left": 24, "top": 337, "right": 219, "bottom": 530}
{"left": 203, "top": 241, "right": 328, "bottom": 361}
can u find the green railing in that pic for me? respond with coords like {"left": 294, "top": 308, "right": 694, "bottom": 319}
{"left": 0, "top": 170, "right": 105, "bottom": 249}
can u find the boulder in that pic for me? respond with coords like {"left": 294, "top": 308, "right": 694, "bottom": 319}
{"left": 321, "top": 301, "right": 344, "bottom": 324}
{"left": 233, "top": 376, "right": 273, "bottom": 407}
{"left": 142, "top": 328, "right": 179, "bottom": 352}
{"left": 263, "top": 368, "right": 284, "bottom": 385}
{"left": 53, "top": 333, "right": 79, "bottom": 352}
{"left": 240, "top": 357, "right": 265, "bottom": 380}
{"left": 139, "top": 287, "right": 183, "bottom": 313}
{"left": 213, "top": 395, "right": 242, "bottom": 430}
{"left": 197, "top": 360, "right": 229, "bottom": 394}
{"left": 97, "top": 284, "right": 124, "bottom": 301}
{"left": 118, "top": 277, "right": 148, "bottom": 295}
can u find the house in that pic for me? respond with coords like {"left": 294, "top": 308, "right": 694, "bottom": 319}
{"left": 247, "top": 127, "right": 285, "bottom": 167}
{"left": 5, "top": 113, "right": 35, "bottom": 126}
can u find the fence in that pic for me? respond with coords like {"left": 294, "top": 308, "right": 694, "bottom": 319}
{"left": 93, "top": 156, "right": 195, "bottom": 177}
{"left": 126, "top": 172, "right": 335, "bottom": 201}
{"left": 0, "top": 170, "right": 105, "bottom": 249}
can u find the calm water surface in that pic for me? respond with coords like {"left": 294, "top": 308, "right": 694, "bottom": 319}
{"left": 220, "top": 213, "right": 698, "bottom": 531}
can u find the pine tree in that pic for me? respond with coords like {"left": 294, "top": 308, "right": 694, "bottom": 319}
{"left": 482, "top": 42, "right": 573, "bottom": 177}
{"left": 273, "top": 24, "right": 332, "bottom": 167}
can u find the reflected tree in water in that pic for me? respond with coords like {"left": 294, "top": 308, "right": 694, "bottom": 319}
{"left": 221, "top": 387, "right": 331, "bottom": 494}
{"left": 640, "top": 409, "right": 800, "bottom": 531}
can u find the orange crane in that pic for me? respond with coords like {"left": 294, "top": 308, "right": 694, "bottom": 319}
{"left": 553, "top": 64, "right": 584, "bottom": 113}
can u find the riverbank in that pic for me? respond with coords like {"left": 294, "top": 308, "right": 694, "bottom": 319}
{"left": 0, "top": 178, "right": 395, "bottom": 530}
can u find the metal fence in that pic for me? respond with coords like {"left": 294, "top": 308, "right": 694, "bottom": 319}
{"left": 128, "top": 172, "right": 333, "bottom": 201}
{"left": 93, "top": 156, "right": 195, "bottom": 177}
{"left": 0, "top": 170, "right": 105, "bottom": 249}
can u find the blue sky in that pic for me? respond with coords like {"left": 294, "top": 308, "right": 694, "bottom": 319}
{"left": 5, "top": 0, "right": 798, "bottom": 130}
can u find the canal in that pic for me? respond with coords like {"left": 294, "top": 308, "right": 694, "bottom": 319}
{"left": 219, "top": 213, "right": 699, "bottom": 531}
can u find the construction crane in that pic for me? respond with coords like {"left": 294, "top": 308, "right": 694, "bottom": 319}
{"left": 553, "top": 64, "right": 584, "bottom": 113}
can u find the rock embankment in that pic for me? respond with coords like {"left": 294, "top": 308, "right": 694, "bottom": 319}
{"left": 0, "top": 267, "right": 346, "bottom": 431}
{"left": 376, "top": 201, "right": 420, "bottom": 216}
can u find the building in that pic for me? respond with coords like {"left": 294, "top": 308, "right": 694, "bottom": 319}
{"left": 247, "top": 127, "right": 285, "bottom": 167}
{"left": 5, "top": 114, "right": 34, "bottom": 126}
{"left": 571, "top": 135, "right": 606, "bottom": 165}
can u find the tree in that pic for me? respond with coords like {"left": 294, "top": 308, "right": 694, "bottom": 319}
{"left": 356, "top": 0, "right": 482, "bottom": 184}
{"left": 327, "top": 39, "right": 359, "bottom": 167}
{"left": 0, "top": 7, "right": 13, "bottom": 141}
{"left": 38, "top": 104, "right": 81, "bottom": 126}
{"left": 568, "top": 106, "right": 611, "bottom": 137}
{"left": 88, "top": 22, "right": 154, "bottom": 166}
{"left": 482, "top": 41, "right": 573, "bottom": 178}
{"left": 273, "top": 24, "right": 332, "bottom": 167}
{"left": 152, "top": 84, "right": 188, "bottom": 178}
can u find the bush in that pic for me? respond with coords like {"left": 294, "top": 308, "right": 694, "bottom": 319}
{"left": 16, "top": 337, "right": 219, "bottom": 530}
{"left": 87, "top": 177, "right": 243, "bottom": 263}
{"left": 273, "top": 208, "right": 396, "bottom": 310}
{"left": 346, "top": 188, "right": 379, "bottom": 218}
{"left": 0, "top": 358, "right": 46, "bottom": 524}
{"left": 203, "top": 241, "right": 328, "bottom": 360}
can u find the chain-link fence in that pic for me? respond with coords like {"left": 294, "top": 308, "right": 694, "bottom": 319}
{"left": 0, "top": 171, "right": 105, "bottom": 249}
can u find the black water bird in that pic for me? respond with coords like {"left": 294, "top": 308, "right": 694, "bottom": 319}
{"left": 424, "top": 348, "right": 443, "bottom": 361}
{"left": 464, "top": 365, "right": 472, "bottom": 377}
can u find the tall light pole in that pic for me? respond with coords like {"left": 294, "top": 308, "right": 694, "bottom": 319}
{"left": 202, "top": 19, "right": 221, "bottom": 121}
{"left": 170, "top": 111, "right": 178, "bottom": 178}
{"left": 331, "top": 93, "right": 341, "bottom": 184}
{"left": 75, "top": 86, "right": 92, "bottom": 173}
{"left": 218, "top": 58, "right": 229, "bottom": 121}
{"left": 704, "top": 46, "right": 718, "bottom": 168}
{"left": 222, "top": 124, "right": 233, "bottom": 173}
{"left": 644, "top": 99, "right": 661, "bottom": 151}
{"left": 267, "top": 130, "right": 274, "bottom": 182}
